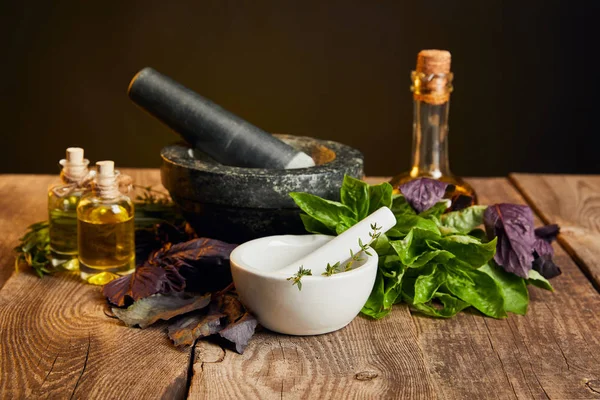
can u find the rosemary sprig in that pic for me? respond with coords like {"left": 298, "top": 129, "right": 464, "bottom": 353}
{"left": 286, "top": 266, "right": 312, "bottom": 291}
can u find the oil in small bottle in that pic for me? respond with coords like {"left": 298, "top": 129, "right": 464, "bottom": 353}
{"left": 48, "top": 147, "right": 92, "bottom": 270}
{"left": 77, "top": 161, "right": 135, "bottom": 285}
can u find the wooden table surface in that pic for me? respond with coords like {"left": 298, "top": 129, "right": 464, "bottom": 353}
{"left": 1, "top": 170, "right": 599, "bottom": 399}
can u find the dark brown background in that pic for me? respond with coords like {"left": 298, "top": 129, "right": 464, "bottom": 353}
{"left": 1, "top": 1, "right": 596, "bottom": 176}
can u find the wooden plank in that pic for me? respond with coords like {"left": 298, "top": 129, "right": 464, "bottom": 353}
{"left": 0, "top": 169, "right": 193, "bottom": 398}
{"left": 0, "top": 175, "right": 55, "bottom": 290}
{"left": 510, "top": 174, "right": 600, "bottom": 291}
{"left": 190, "top": 306, "right": 437, "bottom": 399}
{"left": 189, "top": 177, "right": 600, "bottom": 399}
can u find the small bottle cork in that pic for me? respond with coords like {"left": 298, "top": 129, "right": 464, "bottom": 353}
{"left": 60, "top": 147, "right": 89, "bottom": 182}
{"left": 96, "top": 161, "right": 119, "bottom": 198}
{"left": 413, "top": 49, "right": 453, "bottom": 105}
{"left": 416, "top": 50, "right": 451, "bottom": 75}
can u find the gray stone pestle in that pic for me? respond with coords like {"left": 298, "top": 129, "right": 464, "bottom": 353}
{"left": 128, "top": 67, "right": 315, "bottom": 169}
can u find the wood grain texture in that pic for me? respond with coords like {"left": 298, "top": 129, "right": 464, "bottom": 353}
{"left": 0, "top": 175, "right": 55, "bottom": 289}
{"left": 190, "top": 306, "right": 437, "bottom": 399}
{"left": 0, "top": 169, "right": 192, "bottom": 399}
{"left": 510, "top": 174, "right": 600, "bottom": 291}
{"left": 189, "top": 177, "right": 600, "bottom": 400}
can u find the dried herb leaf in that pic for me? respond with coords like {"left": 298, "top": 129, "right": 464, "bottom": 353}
{"left": 399, "top": 178, "right": 449, "bottom": 214}
{"left": 484, "top": 204, "right": 536, "bottom": 278}
{"left": 103, "top": 265, "right": 186, "bottom": 307}
{"left": 112, "top": 293, "right": 211, "bottom": 328}
{"left": 150, "top": 238, "right": 237, "bottom": 293}
{"left": 168, "top": 311, "right": 225, "bottom": 346}
{"left": 219, "top": 313, "right": 259, "bottom": 354}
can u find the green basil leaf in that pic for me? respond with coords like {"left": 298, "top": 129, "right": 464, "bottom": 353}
{"left": 444, "top": 261, "right": 507, "bottom": 318}
{"left": 413, "top": 264, "right": 446, "bottom": 304}
{"left": 361, "top": 270, "right": 388, "bottom": 319}
{"left": 527, "top": 269, "right": 554, "bottom": 291}
{"left": 299, "top": 214, "right": 335, "bottom": 235}
{"left": 290, "top": 192, "right": 356, "bottom": 230}
{"left": 419, "top": 201, "right": 449, "bottom": 220}
{"left": 402, "top": 279, "right": 469, "bottom": 318}
{"left": 479, "top": 262, "right": 528, "bottom": 315}
{"left": 390, "top": 228, "right": 441, "bottom": 266}
{"left": 438, "top": 235, "right": 497, "bottom": 267}
{"left": 387, "top": 215, "right": 441, "bottom": 238}
{"left": 368, "top": 182, "right": 393, "bottom": 215}
{"left": 441, "top": 205, "right": 487, "bottom": 234}
{"left": 391, "top": 194, "right": 416, "bottom": 216}
{"left": 341, "top": 175, "right": 370, "bottom": 221}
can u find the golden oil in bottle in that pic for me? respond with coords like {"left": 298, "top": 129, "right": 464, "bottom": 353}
{"left": 389, "top": 50, "right": 477, "bottom": 205}
{"left": 48, "top": 147, "right": 92, "bottom": 270}
{"left": 77, "top": 161, "right": 135, "bottom": 285}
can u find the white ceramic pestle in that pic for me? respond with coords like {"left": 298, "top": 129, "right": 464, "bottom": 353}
{"left": 277, "top": 207, "right": 397, "bottom": 276}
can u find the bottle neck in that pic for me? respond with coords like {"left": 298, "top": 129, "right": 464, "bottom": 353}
{"left": 409, "top": 99, "right": 451, "bottom": 178}
{"left": 409, "top": 71, "right": 453, "bottom": 179}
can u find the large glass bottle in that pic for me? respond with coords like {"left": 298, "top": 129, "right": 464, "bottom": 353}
{"left": 48, "top": 147, "right": 92, "bottom": 270}
{"left": 389, "top": 50, "right": 477, "bottom": 204}
{"left": 77, "top": 161, "right": 135, "bottom": 285}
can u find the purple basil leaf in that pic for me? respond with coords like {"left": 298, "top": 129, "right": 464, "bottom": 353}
{"left": 484, "top": 204, "right": 536, "bottom": 278}
{"left": 533, "top": 237, "right": 554, "bottom": 258}
{"left": 103, "top": 264, "right": 186, "bottom": 307}
{"left": 534, "top": 224, "right": 560, "bottom": 243}
{"left": 532, "top": 253, "right": 562, "bottom": 279}
{"left": 399, "top": 178, "right": 449, "bottom": 214}
{"left": 531, "top": 223, "right": 561, "bottom": 278}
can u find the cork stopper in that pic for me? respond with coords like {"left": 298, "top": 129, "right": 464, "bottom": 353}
{"left": 59, "top": 147, "right": 89, "bottom": 182}
{"left": 416, "top": 50, "right": 451, "bottom": 75}
{"left": 412, "top": 49, "right": 453, "bottom": 105}
{"left": 96, "top": 161, "right": 119, "bottom": 198}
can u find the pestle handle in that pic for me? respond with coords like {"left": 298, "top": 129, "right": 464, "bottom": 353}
{"left": 128, "top": 67, "right": 315, "bottom": 169}
{"left": 278, "top": 207, "right": 397, "bottom": 276}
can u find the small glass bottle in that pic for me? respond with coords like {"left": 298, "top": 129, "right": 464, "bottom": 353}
{"left": 48, "top": 147, "right": 92, "bottom": 270}
{"left": 389, "top": 50, "right": 477, "bottom": 204}
{"left": 77, "top": 161, "right": 135, "bottom": 285}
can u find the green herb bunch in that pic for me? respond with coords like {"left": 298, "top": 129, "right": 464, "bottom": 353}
{"left": 289, "top": 176, "right": 554, "bottom": 320}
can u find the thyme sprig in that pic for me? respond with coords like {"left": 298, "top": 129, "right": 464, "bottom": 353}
{"left": 289, "top": 224, "right": 382, "bottom": 289}
{"left": 286, "top": 266, "right": 312, "bottom": 290}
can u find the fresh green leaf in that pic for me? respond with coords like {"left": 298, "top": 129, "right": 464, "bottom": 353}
{"left": 402, "top": 279, "right": 470, "bottom": 318}
{"left": 479, "top": 262, "right": 528, "bottom": 315}
{"left": 390, "top": 228, "right": 442, "bottom": 266}
{"left": 299, "top": 214, "right": 335, "bottom": 235}
{"left": 391, "top": 194, "right": 416, "bottom": 216}
{"left": 387, "top": 215, "right": 440, "bottom": 238}
{"left": 419, "top": 201, "right": 449, "bottom": 220}
{"left": 444, "top": 261, "right": 507, "bottom": 318}
{"left": 441, "top": 205, "right": 487, "bottom": 234}
{"left": 341, "top": 175, "right": 370, "bottom": 221}
{"left": 290, "top": 192, "right": 357, "bottom": 230}
{"left": 413, "top": 264, "right": 446, "bottom": 304}
{"left": 438, "top": 235, "right": 497, "bottom": 267}
{"left": 527, "top": 269, "right": 554, "bottom": 291}
{"left": 368, "top": 182, "right": 393, "bottom": 215}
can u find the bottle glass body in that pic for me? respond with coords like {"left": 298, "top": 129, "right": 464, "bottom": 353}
{"left": 48, "top": 182, "right": 86, "bottom": 270}
{"left": 389, "top": 71, "right": 477, "bottom": 203}
{"left": 77, "top": 194, "right": 135, "bottom": 285}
